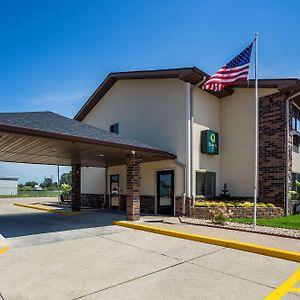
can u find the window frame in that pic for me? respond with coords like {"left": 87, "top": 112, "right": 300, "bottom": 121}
{"left": 110, "top": 123, "right": 119, "bottom": 134}
{"left": 195, "top": 171, "right": 216, "bottom": 198}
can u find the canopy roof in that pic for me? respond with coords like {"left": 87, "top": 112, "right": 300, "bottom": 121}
{"left": 0, "top": 111, "right": 175, "bottom": 167}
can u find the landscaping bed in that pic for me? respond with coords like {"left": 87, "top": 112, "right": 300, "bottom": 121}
{"left": 179, "top": 216, "right": 300, "bottom": 239}
{"left": 189, "top": 206, "right": 284, "bottom": 219}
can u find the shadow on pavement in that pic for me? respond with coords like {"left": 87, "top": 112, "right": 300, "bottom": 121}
{"left": 0, "top": 210, "right": 126, "bottom": 238}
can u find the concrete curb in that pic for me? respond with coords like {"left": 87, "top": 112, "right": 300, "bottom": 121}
{"left": 113, "top": 221, "right": 300, "bottom": 263}
{"left": 14, "top": 203, "right": 80, "bottom": 215}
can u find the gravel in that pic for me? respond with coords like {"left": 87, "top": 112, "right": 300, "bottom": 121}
{"left": 179, "top": 217, "right": 300, "bottom": 239}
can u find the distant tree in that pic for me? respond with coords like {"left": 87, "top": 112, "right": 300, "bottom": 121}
{"left": 60, "top": 172, "right": 72, "bottom": 186}
{"left": 40, "top": 177, "right": 53, "bottom": 188}
{"left": 18, "top": 184, "right": 24, "bottom": 188}
{"left": 25, "top": 181, "right": 38, "bottom": 188}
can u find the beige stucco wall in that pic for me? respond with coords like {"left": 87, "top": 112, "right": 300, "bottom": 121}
{"left": 83, "top": 78, "right": 186, "bottom": 164}
{"left": 220, "top": 88, "right": 277, "bottom": 197}
{"left": 79, "top": 77, "right": 278, "bottom": 200}
{"left": 107, "top": 160, "right": 184, "bottom": 196}
{"left": 192, "top": 88, "right": 221, "bottom": 196}
{"left": 81, "top": 167, "right": 105, "bottom": 194}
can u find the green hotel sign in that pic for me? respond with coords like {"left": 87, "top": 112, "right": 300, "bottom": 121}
{"left": 201, "top": 130, "right": 219, "bottom": 155}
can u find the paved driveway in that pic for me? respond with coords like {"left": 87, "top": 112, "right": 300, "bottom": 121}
{"left": 0, "top": 198, "right": 299, "bottom": 300}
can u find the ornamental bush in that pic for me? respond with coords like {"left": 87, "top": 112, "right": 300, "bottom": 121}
{"left": 209, "top": 207, "right": 233, "bottom": 225}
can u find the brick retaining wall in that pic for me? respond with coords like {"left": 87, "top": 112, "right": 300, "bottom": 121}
{"left": 80, "top": 193, "right": 155, "bottom": 214}
{"left": 188, "top": 206, "right": 284, "bottom": 219}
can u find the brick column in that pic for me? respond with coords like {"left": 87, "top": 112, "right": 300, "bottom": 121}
{"left": 259, "top": 92, "right": 292, "bottom": 212}
{"left": 126, "top": 153, "right": 141, "bottom": 221}
{"left": 71, "top": 164, "right": 81, "bottom": 211}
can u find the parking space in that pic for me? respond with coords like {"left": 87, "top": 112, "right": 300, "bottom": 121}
{"left": 0, "top": 199, "right": 299, "bottom": 299}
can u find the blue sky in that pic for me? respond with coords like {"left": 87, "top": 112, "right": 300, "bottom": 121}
{"left": 0, "top": 0, "right": 299, "bottom": 183}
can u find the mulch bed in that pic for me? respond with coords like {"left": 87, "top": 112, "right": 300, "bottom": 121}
{"left": 179, "top": 216, "right": 300, "bottom": 240}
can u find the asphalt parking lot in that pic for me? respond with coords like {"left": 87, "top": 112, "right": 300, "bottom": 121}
{"left": 0, "top": 198, "right": 299, "bottom": 300}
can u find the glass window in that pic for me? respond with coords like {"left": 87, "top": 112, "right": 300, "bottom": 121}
{"left": 292, "top": 117, "right": 297, "bottom": 131}
{"left": 196, "top": 172, "right": 206, "bottom": 196}
{"left": 196, "top": 171, "right": 216, "bottom": 198}
{"left": 292, "top": 173, "right": 300, "bottom": 192}
{"left": 297, "top": 120, "right": 300, "bottom": 133}
{"left": 110, "top": 123, "right": 119, "bottom": 134}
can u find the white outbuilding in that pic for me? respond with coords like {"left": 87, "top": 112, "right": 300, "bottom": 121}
{"left": 0, "top": 177, "right": 18, "bottom": 196}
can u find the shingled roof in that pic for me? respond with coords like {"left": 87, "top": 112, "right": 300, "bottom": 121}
{"left": 0, "top": 112, "right": 175, "bottom": 165}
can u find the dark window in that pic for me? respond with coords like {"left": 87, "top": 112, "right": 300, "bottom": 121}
{"left": 196, "top": 171, "right": 216, "bottom": 198}
{"left": 110, "top": 123, "right": 119, "bottom": 134}
{"left": 292, "top": 107, "right": 300, "bottom": 133}
{"left": 292, "top": 117, "right": 297, "bottom": 131}
{"left": 292, "top": 173, "right": 300, "bottom": 192}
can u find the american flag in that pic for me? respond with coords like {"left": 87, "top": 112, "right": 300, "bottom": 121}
{"left": 202, "top": 43, "right": 254, "bottom": 91}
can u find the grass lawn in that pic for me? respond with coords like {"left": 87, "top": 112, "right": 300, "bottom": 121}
{"left": 232, "top": 214, "right": 300, "bottom": 230}
{"left": 0, "top": 190, "right": 60, "bottom": 198}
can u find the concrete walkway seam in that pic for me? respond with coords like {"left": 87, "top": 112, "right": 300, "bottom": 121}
{"left": 14, "top": 203, "right": 80, "bottom": 215}
{"left": 113, "top": 221, "right": 300, "bottom": 263}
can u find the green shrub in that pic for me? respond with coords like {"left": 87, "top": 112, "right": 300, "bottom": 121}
{"left": 242, "top": 201, "right": 253, "bottom": 208}
{"left": 209, "top": 207, "right": 233, "bottom": 225}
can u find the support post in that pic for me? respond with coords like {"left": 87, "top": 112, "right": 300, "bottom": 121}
{"left": 71, "top": 164, "right": 81, "bottom": 211}
{"left": 126, "top": 153, "right": 141, "bottom": 221}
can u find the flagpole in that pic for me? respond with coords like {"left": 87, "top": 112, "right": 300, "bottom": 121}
{"left": 253, "top": 32, "right": 258, "bottom": 227}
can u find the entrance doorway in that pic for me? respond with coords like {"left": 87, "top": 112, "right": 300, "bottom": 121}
{"left": 156, "top": 170, "right": 174, "bottom": 215}
{"left": 110, "top": 174, "right": 120, "bottom": 209}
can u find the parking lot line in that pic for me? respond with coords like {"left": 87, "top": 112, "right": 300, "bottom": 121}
{"left": 0, "top": 246, "right": 9, "bottom": 254}
{"left": 113, "top": 221, "right": 300, "bottom": 263}
{"left": 264, "top": 268, "right": 300, "bottom": 299}
{"left": 14, "top": 202, "right": 80, "bottom": 215}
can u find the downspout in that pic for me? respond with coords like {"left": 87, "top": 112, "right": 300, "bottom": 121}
{"left": 191, "top": 77, "right": 207, "bottom": 204}
{"left": 183, "top": 77, "right": 206, "bottom": 215}
{"left": 286, "top": 90, "right": 300, "bottom": 215}
{"left": 175, "top": 160, "right": 186, "bottom": 216}
{"left": 185, "top": 82, "right": 191, "bottom": 204}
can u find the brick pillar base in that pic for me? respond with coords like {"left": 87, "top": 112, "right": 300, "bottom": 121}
{"left": 71, "top": 164, "right": 81, "bottom": 211}
{"left": 126, "top": 154, "right": 141, "bottom": 221}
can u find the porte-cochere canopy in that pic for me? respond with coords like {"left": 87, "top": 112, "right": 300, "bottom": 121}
{"left": 0, "top": 111, "right": 175, "bottom": 167}
{"left": 0, "top": 111, "right": 176, "bottom": 220}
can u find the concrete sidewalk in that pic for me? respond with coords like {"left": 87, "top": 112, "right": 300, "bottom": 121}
{"left": 1, "top": 201, "right": 299, "bottom": 299}
{"left": 138, "top": 216, "right": 300, "bottom": 253}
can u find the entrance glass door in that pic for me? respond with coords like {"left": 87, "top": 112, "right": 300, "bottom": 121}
{"left": 157, "top": 170, "right": 174, "bottom": 215}
{"left": 110, "top": 174, "right": 120, "bottom": 209}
